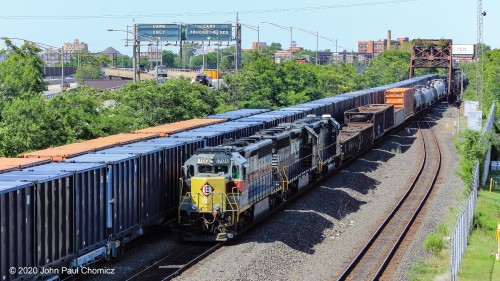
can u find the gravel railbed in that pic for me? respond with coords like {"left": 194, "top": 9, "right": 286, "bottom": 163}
{"left": 175, "top": 110, "right": 435, "bottom": 281}
{"left": 84, "top": 225, "right": 181, "bottom": 281}
{"left": 389, "top": 102, "right": 465, "bottom": 281}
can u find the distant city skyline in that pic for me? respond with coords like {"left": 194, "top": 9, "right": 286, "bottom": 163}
{"left": 1, "top": 0, "right": 498, "bottom": 56}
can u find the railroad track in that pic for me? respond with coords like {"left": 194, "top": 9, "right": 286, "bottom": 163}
{"left": 125, "top": 242, "right": 222, "bottom": 281}
{"left": 336, "top": 116, "right": 441, "bottom": 281}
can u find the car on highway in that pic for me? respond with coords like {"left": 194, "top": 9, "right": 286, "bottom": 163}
{"left": 61, "top": 81, "right": 70, "bottom": 88}
{"left": 194, "top": 74, "right": 212, "bottom": 87}
{"left": 139, "top": 64, "right": 148, "bottom": 73}
{"left": 152, "top": 65, "right": 168, "bottom": 77}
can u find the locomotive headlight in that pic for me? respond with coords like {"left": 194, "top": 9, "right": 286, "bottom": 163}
{"left": 214, "top": 204, "right": 220, "bottom": 211}
{"left": 191, "top": 204, "right": 197, "bottom": 210}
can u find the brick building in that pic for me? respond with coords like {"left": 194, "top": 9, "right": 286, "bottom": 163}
{"left": 358, "top": 30, "right": 409, "bottom": 57}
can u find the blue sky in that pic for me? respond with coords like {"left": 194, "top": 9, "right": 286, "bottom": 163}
{"left": 1, "top": 0, "right": 498, "bottom": 56}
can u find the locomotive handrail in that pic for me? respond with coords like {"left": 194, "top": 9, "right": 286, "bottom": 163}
{"left": 273, "top": 166, "right": 287, "bottom": 193}
{"left": 178, "top": 178, "right": 185, "bottom": 223}
{"left": 224, "top": 192, "right": 241, "bottom": 223}
{"left": 317, "top": 149, "right": 323, "bottom": 173}
{"left": 282, "top": 166, "right": 290, "bottom": 193}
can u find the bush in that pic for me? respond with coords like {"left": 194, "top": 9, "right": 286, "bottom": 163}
{"left": 423, "top": 224, "right": 448, "bottom": 256}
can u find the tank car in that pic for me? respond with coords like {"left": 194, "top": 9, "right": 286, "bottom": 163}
{"left": 414, "top": 88, "right": 425, "bottom": 112}
{"left": 178, "top": 115, "right": 341, "bottom": 241}
{"left": 430, "top": 79, "right": 446, "bottom": 99}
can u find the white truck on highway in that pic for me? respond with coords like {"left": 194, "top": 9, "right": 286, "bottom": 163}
{"left": 152, "top": 65, "right": 168, "bottom": 77}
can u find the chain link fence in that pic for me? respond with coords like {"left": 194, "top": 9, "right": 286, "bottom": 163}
{"left": 482, "top": 103, "right": 496, "bottom": 185}
{"left": 450, "top": 103, "right": 495, "bottom": 281}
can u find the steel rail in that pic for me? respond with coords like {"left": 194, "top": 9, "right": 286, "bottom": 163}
{"left": 125, "top": 242, "right": 223, "bottom": 281}
{"left": 337, "top": 116, "right": 441, "bottom": 281}
{"left": 372, "top": 116, "right": 441, "bottom": 280}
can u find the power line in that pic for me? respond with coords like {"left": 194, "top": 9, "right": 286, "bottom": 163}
{"left": 0, "top": 0, "right": 418, "bottom": 20}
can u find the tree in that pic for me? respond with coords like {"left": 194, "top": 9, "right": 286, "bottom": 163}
{"left": 461, "top": 48, "right": 500, "bottom": 115}
{"left": 72, "top": 53, "right": 111, "bottom": 81}
{"left": 74, "top": 64, "right": 102, "bottom": 80}
{"left": 105, "top": 78, "right": 220, "bottom": 129}
{"left": 162, "top": 50, "right": 178, "bottom": 67}
{"left": 47, "top": 87, "right": 125, "bottom": 141}
{"left": 116, "top": 55, "right": 132, "bottom": 68}
{"left": 360, "top": 50, "right": 411, "bottom": 87}
{"left": 190, "top": 52, "right": 217, "bottom": 69}
{"left": 0, "top": 39, "right": 47, "bottom": 98}
{"left": 0, "top": 94, "right": 63, "bottom": 156}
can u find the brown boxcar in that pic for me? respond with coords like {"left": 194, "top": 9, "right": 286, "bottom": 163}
{"left": 20, "top": 133, "right": 158, "bottom": 161}
{"left": 385, "top": 88, "right": 414, "bottom": 118}
{"left": 133, "top": 118, "right": 227, "bottom": 136}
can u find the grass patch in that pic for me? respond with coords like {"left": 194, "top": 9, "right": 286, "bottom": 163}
{"left": 423, "top": 224, "right": 449, "bottom": 256}
{"left": 410, "top": 180, "right": 500, "bottom": 281}
{"left": 458, "top": 190, "right": 500, "bottom": 281}
{"left": 409, "top": 252, "right": 449, "bottom": 281}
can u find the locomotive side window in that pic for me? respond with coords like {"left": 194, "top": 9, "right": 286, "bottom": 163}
{"left": 215, "top": 165, "right": 228, "bottom": 174}
{"left": 232, "top": 165, "right": 240, "bottom": 179}
{"left": 186, "top": 165, "right": 194, "bottom": 178}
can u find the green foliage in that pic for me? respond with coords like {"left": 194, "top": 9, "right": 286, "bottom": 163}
{"left": 116, "top": 55, "right": 132, "bottom": 68}
{"left": 47, "top": 87, "right": 124, "bottom": 141}
{"left": 472, "top": 190, "right": 500, "bottom": 232}
{"left": 457, "top": 190, "right": 500, "bottom": 281}
{"left": 162, "top": 50, "right": 178, "bottom": 67}
{"left": 105, "top": 79, "right": 219, "bottom": 129}
{"left": 190, "top": 52, "right": 217, "bottom": 69}
{"left": 75, "top": 52, "right": 111, "bottom": 68}
{"left": 360, "top": 50, "right": 411, "bottom": 87}
{"left": 0, "top": 94, "right": 63, "bottom": 156}
{"left": 454, "top": 130, "right": 491, "bottom": 183}
{"left": 220, "top": 57, "right": 361, "bottom": 109}
{"left": 461, "top": 49, "right": 500, "bottom": 116}
{"left": 423, "top": 224, "right": 448, "bottom": 256}
{"left": 0, "top": 40, "right": 47, "bottom": 98}
{"left": 74, "top": 64, "right": 102, "bottom": 81}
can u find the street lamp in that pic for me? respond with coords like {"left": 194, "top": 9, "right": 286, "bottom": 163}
{"left": 108, "top": 28, "right": 161, "bottom": 82}
{"left": 295, "top": 27, "right": 319, "bottom": 65}
{"left": 107, "top": 28, "right": 138, "bottom": 82}
{"left": 262, "top": 22, "right": 293, "bottom": 53}
{"left": 1, "top": 36, "right": 65, "bottom": 88}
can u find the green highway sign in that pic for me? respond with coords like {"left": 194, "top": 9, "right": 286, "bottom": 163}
{"left": 186, "top": 24, "right": 232, "bottom": 41}
{"left": 137, "top": 24, "right": 180, "bottom": 41}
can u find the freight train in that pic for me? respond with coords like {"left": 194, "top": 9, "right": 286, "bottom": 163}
{"left": 178, "top": 77, "right": 447, "bottom": 241}
{"left": 0, "top": 74, "right": 442, "bottom": 280}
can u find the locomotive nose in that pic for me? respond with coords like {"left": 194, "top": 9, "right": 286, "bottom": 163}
{"left": 191, "top": 176, "right": 227, "bottom": 212}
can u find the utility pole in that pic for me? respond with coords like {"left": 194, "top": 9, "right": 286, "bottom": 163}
{"left": 235, "top": 12, "right": 242, "bottom": 70}
{"left": 476, "top": 0, "right": 485, "bottom": 105}
{"left": 132, "top": 24, "right": 138, "bottom": 82}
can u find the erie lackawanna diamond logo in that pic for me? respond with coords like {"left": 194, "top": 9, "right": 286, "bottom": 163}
{"left": 201, "top": 182, "right": 214, "bottom": 196}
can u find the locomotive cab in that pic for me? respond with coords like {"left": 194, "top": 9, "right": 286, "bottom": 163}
{"left": 179, "top": 148, "right": 251, "bottom": 241}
